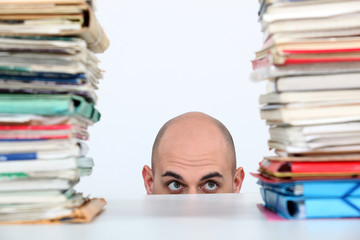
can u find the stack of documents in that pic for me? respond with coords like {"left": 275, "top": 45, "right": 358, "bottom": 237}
{"left": 0, "top": 0, "right": 108, "bottom": 223}
{"left": 251, "top": 0, "right": 360, "bottom": 219}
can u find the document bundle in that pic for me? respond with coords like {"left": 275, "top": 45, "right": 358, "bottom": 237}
{"left": 251, "top": 0, "right": 360, "bottom": 219}
{"left": 0, "top": 0, "right": 108, "bottom": 223}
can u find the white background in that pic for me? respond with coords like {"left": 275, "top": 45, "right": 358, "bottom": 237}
{"left": 76, "top": 0, "right": 271, "bottom": 199}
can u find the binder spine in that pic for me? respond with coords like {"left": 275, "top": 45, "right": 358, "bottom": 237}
{"left": 261, "top": 187, "right": 360, "bottom": 219}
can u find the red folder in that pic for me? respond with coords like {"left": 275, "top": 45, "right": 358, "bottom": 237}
{"left": 284, "top": 57, "right": 360, "bottom": 65}
{"left": 282, "top": 48, "right": 360, "bottom": 54}
{"left": 252, "top": 48, "right": 360, "bottom": 68}
{"left": 0, "top": 124, "right": 88, "bottom": 140}
{"left": 0, "top": 125, "right": 73, "bottom": 130}
{"left": 259, "top": 158, "right": 360, "bottom": 178}
{"left": 292, "top": 161, "right": 360, "bottom": 173}
{"left": 251, "top": 56, "right": 271, "bottom": 70}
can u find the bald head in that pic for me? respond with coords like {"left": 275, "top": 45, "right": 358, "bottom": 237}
{"left": 143, "top": 112, "right": 244, "bottom": 194}
{"left": 151, "top": 112, "right": 236, "bottom": 173}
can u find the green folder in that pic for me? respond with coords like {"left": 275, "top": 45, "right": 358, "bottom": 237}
{"left": 0, "top": 94, "right": 100, "bottom": 123}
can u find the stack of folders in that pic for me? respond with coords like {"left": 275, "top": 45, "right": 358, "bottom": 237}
{"left": 251, "top": 0, "right": 360, "bottom": 219}
{"left": 0, "top": 0, "right": 109, "bottom": 223}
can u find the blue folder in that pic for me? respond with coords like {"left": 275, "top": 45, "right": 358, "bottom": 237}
{"left": 0, "top": 69, "right": 86, "bottom": 81}
{"left": 260, "top": 187, "right": 360, "bottom": 219}
{"left": 0, "top": 152, "right": 37, "bottom": 161}
{"left": 257, "top": 179, "right": 360, "bottom": 197}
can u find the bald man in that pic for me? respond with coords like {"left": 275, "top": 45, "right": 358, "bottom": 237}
{"left": 142, "top": 112, "right": 245, "bottom": 194}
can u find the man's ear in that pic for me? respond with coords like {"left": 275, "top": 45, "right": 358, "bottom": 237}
{"left": 233, "top": 167, "right": 245, "bottom": 193}
{"left": 142, "top": 165, "right": 154, "bottom": 194}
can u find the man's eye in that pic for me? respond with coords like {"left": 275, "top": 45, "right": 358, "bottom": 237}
{"left": 203, "top": 181, "right": 218, "bottom": 192}
{"left": 168, "top": 181, "right": 183, "bottom": 192}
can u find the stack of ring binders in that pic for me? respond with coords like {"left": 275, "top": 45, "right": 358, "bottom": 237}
{"left": 0, "top": 0, "right": 108, "bottom": 223}
{"left": 251, "top": 0, "right": 360, "bottom": 219}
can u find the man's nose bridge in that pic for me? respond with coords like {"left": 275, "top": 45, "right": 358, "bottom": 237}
{"left": 188, "top": 186, "right": 199, "bottom": 194}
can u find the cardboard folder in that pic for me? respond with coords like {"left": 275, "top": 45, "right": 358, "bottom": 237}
{"left": 0, "top": 198, "right": 106, "bottom": 224}
{"left": 0, "top": 0, "right": 109, "bottom": 53}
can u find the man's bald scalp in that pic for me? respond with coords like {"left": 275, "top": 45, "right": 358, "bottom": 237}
{"left": 151, "top": 112, "right": 237, "bottom": 173}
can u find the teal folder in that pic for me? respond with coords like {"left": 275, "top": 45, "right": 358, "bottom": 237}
{"left": 260, "top": 187, "right": 360, "bottom": 219}
{"left": 0, "top": 94, "right": 100, "bottom": 123}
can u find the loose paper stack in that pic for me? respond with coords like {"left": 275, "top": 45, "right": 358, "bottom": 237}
{"left": 251, "top": 0, "right": 360, "bottom": 219}
{"left": 0, "top": 0, "right": 108, "bottom": 223}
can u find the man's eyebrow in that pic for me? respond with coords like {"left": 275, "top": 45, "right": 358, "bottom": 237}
{"left": 161, "top": 171, "right": 183, "bottom": 180}
{"left": 200, "top": 172, "right": 224, "bottom": 181}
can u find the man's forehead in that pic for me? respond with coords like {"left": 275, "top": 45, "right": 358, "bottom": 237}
{"left": 156, "top": 134, "right": 231, "bottom": 173}
{"left": 155, "top": 153, "right": 233, "bottom": 179}
{"left": 161, "top": 170, "right": 225, "bottom": 182}
{"left": 158, "top": 160, "right": 230, "bottom": 181}
{"left": 159, "top": 156, "right": 226, "bottom": 168}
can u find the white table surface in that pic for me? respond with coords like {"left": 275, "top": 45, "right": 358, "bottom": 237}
{"left": 1, "top": 192, "right": 359, "bottom": 240}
